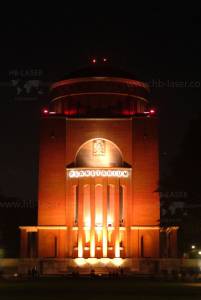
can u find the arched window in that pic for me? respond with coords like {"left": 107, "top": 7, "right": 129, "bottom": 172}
{"left": 75, "top": 138, "right": 123, "bottom": 167}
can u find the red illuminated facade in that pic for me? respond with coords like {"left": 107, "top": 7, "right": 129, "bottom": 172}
{"left": 20, "top": 65, "right": 178, "bottom": 269}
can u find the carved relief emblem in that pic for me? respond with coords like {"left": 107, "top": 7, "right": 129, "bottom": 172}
{"left": 93, "top": 139, "right": 105, "bottom": 156}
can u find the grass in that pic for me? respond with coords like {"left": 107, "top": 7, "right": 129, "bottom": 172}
{"left": 0, "top": 277, "right": 201, "bottom": 300}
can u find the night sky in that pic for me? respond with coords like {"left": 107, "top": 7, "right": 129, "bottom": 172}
{"left": 0, "top": 5, "right": 200, "bottom": 205}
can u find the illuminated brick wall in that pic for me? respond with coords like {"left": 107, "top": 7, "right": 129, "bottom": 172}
{"left": 38, "top": 118, "right": 66, "bottom": 225}
{"left": 20, "top": 72, "right": 177, "bottom": 261}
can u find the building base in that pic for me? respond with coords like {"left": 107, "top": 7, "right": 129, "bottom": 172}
{"left": 19, "top": 225, "right": 178, "bottom": 259}
{"left": 1, "top": 258, "right": 201, "bottom": 277}
{"left": 18, "top": 258, "right": 180, "bottom": 276}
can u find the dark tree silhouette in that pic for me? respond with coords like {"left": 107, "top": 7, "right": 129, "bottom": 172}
{"left": 159, "top": 112, "right": 201, "bottom": 255}
{"left": 0, "top": 192, "right": 37, "bottom": 257}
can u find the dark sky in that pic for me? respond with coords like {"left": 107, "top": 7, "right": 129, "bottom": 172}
{"left": 0, "top": 5, "right": 200, "bottom": 203}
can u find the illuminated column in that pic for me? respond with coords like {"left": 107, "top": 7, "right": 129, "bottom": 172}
{"left": 121, "top": 181, "right": 128, "bottom": 257}
{"left": 126, "top": 177, "right": 132, "bottom": 257}
{"left": 90, "top": 182, "right": 95, "bottom": 257}
{"left": 102, "top": 179, "right": 108, "bottom": 257}
{"left": 78, "top": 183, "right": 83, "bottom": 258}
{"left": 78, "top": 232, "right": 83, "bottom": 258}
{"left": 114, "top": 180, "right": 120, "bottom": 258}
{"left": 115, "top": 235, "right": 120, "bottom": 258}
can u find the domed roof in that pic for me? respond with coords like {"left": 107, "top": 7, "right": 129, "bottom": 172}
{"left": 59, "top": 64, "right": 139, "bottom": 81}
{"left": 49, "top": 64, "right": 149, "bottom": 117}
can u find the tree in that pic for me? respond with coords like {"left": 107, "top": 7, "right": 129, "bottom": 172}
{"left": 159, "top": 112, "right": 201, "bottom": 254}
{"left": 0, "top": 192, "right": 37, "bottom": 257}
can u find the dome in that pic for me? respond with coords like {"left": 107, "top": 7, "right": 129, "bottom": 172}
{"left": 49, "top": 64, "right": 149, "bottom": 117}
{"left": 60, "top": 64, "right": 139, "bottom": 81}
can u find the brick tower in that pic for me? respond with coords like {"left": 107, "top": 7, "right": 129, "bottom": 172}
{"left": 20, "top": 64, "right": 178, "bottom": 272}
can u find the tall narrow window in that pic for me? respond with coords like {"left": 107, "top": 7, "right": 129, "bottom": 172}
{"left": 107, "top": 184, "right": 114, "bottom": 226}
{"left": 107, "top": 185, "right": 110, "bottom": 219}
{"left": 73, "top": 186, "right": 78, "bottom": 225}
{"left": 119, "top": 185, "right": 124, "bottom": 225}
{"left": 95, "top": 184, "right": 103, "bottom": 226}
{"left": 83, "top": 184, "right": 90, "bottom": 227}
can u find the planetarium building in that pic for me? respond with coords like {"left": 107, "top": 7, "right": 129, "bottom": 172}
{"left": 20, "top": 64, "right": 178, "bottom": 274}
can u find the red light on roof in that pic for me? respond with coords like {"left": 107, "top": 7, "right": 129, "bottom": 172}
{"left": 42, "top": 108, "right": 49, "bottom": 114}
{"left": 92, "top": 58, "right": 97, "bottom": 64}
{"left": 103, "top": 58, "right": 107, "bottom": 62}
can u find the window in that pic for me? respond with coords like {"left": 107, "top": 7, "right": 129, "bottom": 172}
{"left": 119, "top": 186, "right": 124, "bottom": 225}
{"left": 73, "top": 186, "right": 78, "bottom": 225}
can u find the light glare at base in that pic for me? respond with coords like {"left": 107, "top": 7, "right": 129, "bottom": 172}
{"left": 75, "top": 257, "right": 124, "bottom": 267}
{"left": 100, "top": 258, "right": 110, "bottom": 264}
{"left": 112, "top": 258, "right": 124, "bottom": 266}
{"left": 75, "top": 258, "right": 86, "bottom": 266}
{"left": 87, "top": 258, "right": 98, "bottom": 265}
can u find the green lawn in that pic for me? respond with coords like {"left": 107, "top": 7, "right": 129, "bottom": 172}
{"left": 0, "top": 278, "right": 201, "bottom": 300}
